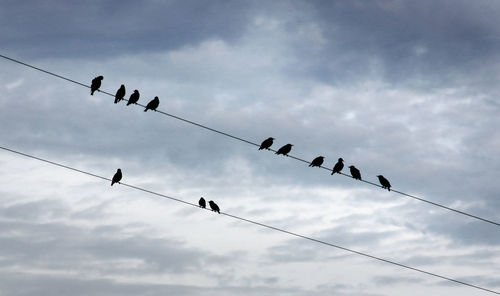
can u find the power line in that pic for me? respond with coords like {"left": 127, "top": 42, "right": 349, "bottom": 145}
{"left": 1, "top": 53, "right": 499, "bottom": 228}
{"left": 0, "top": 145, "right": 498, "bottom": 295}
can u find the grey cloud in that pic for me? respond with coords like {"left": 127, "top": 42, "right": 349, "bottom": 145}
{"left": 0, "top": 0, "right": 254, "bottom": 59}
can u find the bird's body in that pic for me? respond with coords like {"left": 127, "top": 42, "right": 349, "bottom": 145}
{"left": 259, "top": 137, "right": 274, "bottom": 150}
{"left": 127, "top": 90, "right": 140, "bottom": 105}
{"left": 199, "top": 197, "right": 206, "bottom": 208}
{"left": 349, "top": 165, "right": 361, "bottom": 180}
{"left": 275, "top": 144, "right": 293, "bottom": 156}
{"left": 90, "top": 76, "right": 103, "bottom": 95}
{"left": 309, "top": 156, "right": 324, "bottom": 167}
{"left": 111, "top": 169, "right": 122, "bottom": 186}
{"left": 377, "top": 175, "right": 391, "bottom": 191}
{"left": 114, "top": 84, "right": 126, "bottom": 104}
{"left": 209, "top": 200, "right": 220, "bottom": 213}
{"left": 144, "top": 96, "right": 160, "bottom": 112}
{"left": 331, "top": 158, "right": 344, "bottom": 175}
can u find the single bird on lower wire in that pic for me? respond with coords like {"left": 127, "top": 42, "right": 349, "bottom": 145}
{"left": 209, "top": 200, "right": 220, "bottom": 213}
{"left": 199, "top": 197, "right": 206, "bottom": 208}
{"left": 259, "top": 137, "right": 274, "bottom": 150}
{"left": 114, "top": 84, "right": 126, "bottom": 104}
{"left": 144, "top": 96, "right": 160, "bottom": 112}
{"left": 111, "top": 168, "right": 122, "bottom": 186}
{"left": 127, "top": 90, "right": 140, "bottom": 105}
{"left": 331, "top": 158, "right": 344, "bottom": 174}
{"left": 275, "top": 144, "right": 293, "bottom": 156}
{"left": 349, "top": 165, "right": 361, "bottom": 180}
{"left": 309, "top": 156, "right": 324, "bottom": 167}
{"left": 90, "top": 75, "right": 103, "bottom": 95}
{"left": 377, "top": 175, "right": 391, "bottom": 191}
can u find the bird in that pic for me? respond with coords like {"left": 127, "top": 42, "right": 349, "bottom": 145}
{"left": 198, "top": 197, "right": 206, "bottom": 208}
{"left": 127, "top": 90, "right": 140, "bottom": 106}
{"left": 209, "top": 200, "right": 220, "bottom": 214}
{"left": 259, "top": 137, "right": 274, "bottom": 150}
{"left": 114, "top": 84, "right": 126, "bottom": 104}
{"left": 349, "top": 165, "right": 361, "bottom": 180}
{"left": 275, "top": 144, "right": 293, "bottom": 156}
{"left": 111, "top": 168, "right": 122, "bottom": 186}
{"left": 377, "top": 175, "right": 391, "bottom": 191}
{"left": 309, "top": 156, "right": 324, "bottom": 167}
{"left": 144, "top": 96, "right": 160, "bottom": 112}
{"left": 331, "top": 158, "right": 344, "bottom": 175}
{"left": 90, "top": 76, "right": 103, "bottom": 95}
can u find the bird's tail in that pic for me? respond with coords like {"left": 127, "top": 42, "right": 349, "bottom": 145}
{"left": 126, "top": 101, "right": 132, "bottom": 106}
{"left": 144, "top": 108, "right": 148, "bottom": 112}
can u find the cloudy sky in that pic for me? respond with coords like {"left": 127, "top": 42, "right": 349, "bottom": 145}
{"left": 1, "top": 0, "right": 500, "bottom": 295}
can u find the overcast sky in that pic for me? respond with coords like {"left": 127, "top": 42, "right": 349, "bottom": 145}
{"left": 1, "top": 0, "right": 500, "bottom": 295}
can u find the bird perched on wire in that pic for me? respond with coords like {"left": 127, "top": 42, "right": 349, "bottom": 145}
{"left": 331, "top": 158, "right": 344, "bottom": 175}
{"left": 209, "top": 200, "right": 220, "bottom": 213}
{"left": 114, "top": 84, "right": 126, "bottom": 104}
{"left": 275, "top": 144, "right": 293, "bottom": 156}
{"left": 127, "top": 90, "right": 140, "bottom": 106}
{"left": 377, "top": 175, "right": 391, "bottom": 191}
{"left": 349, "top": 165, "right": 361, "bottom": 180}
{"left": 144, "top": 96, "right": 160, "bottom": 112}
{"left": 259, "top": 137, "right": 274, "bottom": 150}
{"left": 90, "top": 76, "right": 103, "bottom": 95}
{"left": 111, "top": 168, "right": 122, "bottom": 186}
{"left": 199, "top": 197, "right": 206, "bottom": 208}
{"left": 309, "top": 156, "right": 324, "bottom": 167}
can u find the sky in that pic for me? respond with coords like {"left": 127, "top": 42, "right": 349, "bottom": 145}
{"left": 1, "top": 0, "right": 500, "bottom": 295}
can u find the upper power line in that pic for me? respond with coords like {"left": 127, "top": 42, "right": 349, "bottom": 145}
{"left": 1, "top": 53, "right": 499, "bottom": 228}
{"left": 0, "top": 145, "right": 498, "bottom": 295}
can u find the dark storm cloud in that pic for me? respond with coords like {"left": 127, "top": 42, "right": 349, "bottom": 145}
{"left": 301, "top": 0, "right": 500, "bottom": 84}
{"left": 0, "top": 0, "right": 253, "bottom": 59}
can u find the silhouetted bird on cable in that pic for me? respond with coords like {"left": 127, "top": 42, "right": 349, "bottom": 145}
{"left": 275, "top": 144, "right": 293, "bottom": 156}
{"left": 199, "top": 197, "right": 206, "bottom": 209}
{"left": 349, "top": 165, "right": 361, "bottom": 180}
{"left": 114, "top": 84, "right": 126, "bottom": 104}
{"left": 259, "top": 137, "right": 274, "bottom": 150}
{"left": 144, "top": 96, "right": 160, "bottom": 112}
{"left": 377, "top": 175, "right": 391, "bottom": 191}
{"left": 111, "top": 169, "right": 122, "bottom": 186}
{"left": 127, "top": 90, "right": 140, "bottom": 106}
{"left": 209, "top": 200, "right": 220, "bottom": 213}
{"left": 309, "top": 156, "right": 324, "bottom": 167}
{"left": 90, "top": 76, "right": 103, "bottom": 95}
{"left": 331, "top": 158, "right": 344, "bottom": 175}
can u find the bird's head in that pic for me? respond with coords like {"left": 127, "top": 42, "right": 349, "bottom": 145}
{"left": 118, "top": 168, "right": 121, "bottom": 172}
{"left": 269, "top": 137, "right": 275, "bottom": 140}
{"left": 349, "top": 165, "right": 355, "bottom": 168}
{"left": 338, "top": 158, "right": 344, "bottom": 162}
{"left": 98, "top": 76, "right": 103, "bottom": 80}
{"left": 319, "top": 156, "right": 324, "bottom": 159}
{"left": 134, "top": 90, "right": 138, "bottom": 93}
{"left": 377, "top": 175, "right": 383, "bottom": 178}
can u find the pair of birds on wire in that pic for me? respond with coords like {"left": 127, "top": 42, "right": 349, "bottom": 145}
{"left": 259, "top": 137, "right": 392, "bottom": 191}
{"left": 198, "top": 197, "right": 220, "bottom": 213}
{"left": 110, "top": 169, "right": 222, "bottom": 213}
{"left": 90, "top": 76, "right": 160, "bottom": 112}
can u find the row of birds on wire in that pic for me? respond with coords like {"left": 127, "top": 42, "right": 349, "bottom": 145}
{"left": 110, "top": 168, "right": 221, "bottom": 213}
{"left": 92, "top": 76, "right": 393, "bottom": 192}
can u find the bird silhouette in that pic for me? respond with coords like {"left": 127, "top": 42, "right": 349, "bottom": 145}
{"left": 209, "top": 200, "right": 220, "bottom": 213}
{"left": 111, "top": 168, "right": 122, "bottom": 186}
{"left": 259, "top": 137, "right": 274, "bottom": 150}
{"left": 199, "top": 197, "right": 206, "bottom": 208}
{"left": 144, "top": 96, "right": 160, "bottom": 112}
{"left": 90, "top": 76, "right": 103, "bottom": 95}
{"left": 349, "top": 165, "right": 361, "bottom": 180}
{"left": 127, "top": 90, "right": 140, "bottom": 106}
{"left": 331, "top": 158, "right": 344, "bottom": 175}
{"left": 114, "top": 84, "right": 126, "bottom": 104}
{"left": 275, "top": 144, "right": 293, "bottom": 156}
{"left": 377, "top": 175, "right": 391, "bottom": 191}
{"left": 309, "top": 156, "right": 324, "bottom": 167}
